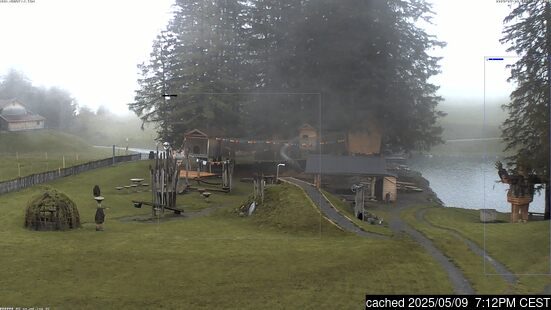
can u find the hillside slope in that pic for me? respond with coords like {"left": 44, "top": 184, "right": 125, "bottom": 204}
{"left": 0, "top": 129, "right": 93, "bottom": 153}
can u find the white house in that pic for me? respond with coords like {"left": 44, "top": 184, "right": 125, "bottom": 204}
{"left": 0, "top": 99, "right": 45, "bottom": 131}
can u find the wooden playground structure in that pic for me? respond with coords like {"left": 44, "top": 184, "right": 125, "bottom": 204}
{"left": 132, "top": 131, "right": 235, "bottom": 217}
{"left": 179, "top": 129, "right": 234, "bottom": 193}
{"left": 133, "top": 146, "right": 183, "bottom": 216}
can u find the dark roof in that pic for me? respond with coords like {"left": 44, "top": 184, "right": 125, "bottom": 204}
{"left": 305, "top": 154, "right": 395, "bottom": 176}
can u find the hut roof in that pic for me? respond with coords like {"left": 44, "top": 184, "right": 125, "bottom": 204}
{"left": 184, "top": 129, "right": 208, "bottom": 139}
{"left": 299, "top": 123, "right": 316, "bottom": 131}
{"left": 305, "top": 154, "right": 395, "bottom": 177}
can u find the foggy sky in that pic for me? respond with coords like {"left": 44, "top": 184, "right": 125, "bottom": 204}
{"left": 0, "top": 0, "right": 516, "bottom": 115}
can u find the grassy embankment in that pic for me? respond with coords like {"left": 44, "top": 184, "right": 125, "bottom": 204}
{"left": 320, "top": 189, "right": 393, "bottom": 237}
{"left": 402, "top": 205, "right": 551, "bottom": 294}
{"left": 0, "top": 160, "right": 455, "bottom": 309}
{"left": 0, "top": 129, "right": 114, "bottom": 181}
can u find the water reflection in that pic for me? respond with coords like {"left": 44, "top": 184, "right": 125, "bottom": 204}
{"left": 409, "top": 155, "right": 545, "bottom": 213}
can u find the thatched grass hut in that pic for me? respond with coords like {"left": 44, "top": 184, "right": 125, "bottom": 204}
{"left": 24, "top": 189, "right": 80, "bottom": 231}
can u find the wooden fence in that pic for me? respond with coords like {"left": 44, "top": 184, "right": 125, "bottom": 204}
{"left": 0, "top": 153, "right": 142, "bottom": 195}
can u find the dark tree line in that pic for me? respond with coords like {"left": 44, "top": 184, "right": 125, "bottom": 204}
{"left": 0, "top": 69, "right": 77, "bottom": 129}
{"left": 130, "top": 0, "right": 446, "bottom": 152}
{"left": 500, "top": 1, "right": 550, "bottom": 219}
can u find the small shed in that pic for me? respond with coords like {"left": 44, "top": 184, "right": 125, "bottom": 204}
{"left": 184, "top": 129, "right": 209, "bottom": 158}
{"left": 305, "top": 154, "right": 397, "bottom": 202}
{"left": 298, "top": 123, "right": 318, "bottom": 151}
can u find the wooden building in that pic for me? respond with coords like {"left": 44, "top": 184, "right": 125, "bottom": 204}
{"left": 346, "top": 113, "right": 382, "bottom": 156}
{"left": 183, "top": 129, "right": 210, "bottom": 158}
{"left": 0, "top": 99, "right": 45, "bottom": 132}
{"left": 298, "top": 123, "right": 318, "bottom": 151}
{"left": 182, "top": 128, "right": 233, "bottom": 160}
{"left": 305, "top": 154, "right": 397, "bottom": 202}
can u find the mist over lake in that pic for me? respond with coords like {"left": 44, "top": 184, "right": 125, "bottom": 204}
{"left": 410, "top": 154, "right": 546, "bottom": 213}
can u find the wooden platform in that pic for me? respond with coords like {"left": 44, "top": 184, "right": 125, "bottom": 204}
{"left": 179, "top": 170, "right": 217, "bottom": 178}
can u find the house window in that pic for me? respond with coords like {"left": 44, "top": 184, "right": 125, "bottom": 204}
{"left": 193, "top": 145, "right": 200, "bottom": 154}
{"left": 36, "top": 121, "right": 40, "bottom": 125}
{"left": 302, "top": 135, "right": 309, "bottom": 139}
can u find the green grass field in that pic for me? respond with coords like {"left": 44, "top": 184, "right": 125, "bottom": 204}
{"left": 0, "top": 130, "right": 116, "bottom": 181}
{"left": 403, "top": 206, "right": 551, "bottom": 294}
{"left": 0, "top": 161, "right": 457, "bottom": 309}
{"left": 320, "top": 189, "right": 393, "bottom": 237}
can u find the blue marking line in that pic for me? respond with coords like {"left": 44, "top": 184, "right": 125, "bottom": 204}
{"left": 487, "top": 58, "right": 504, "bottom": 61}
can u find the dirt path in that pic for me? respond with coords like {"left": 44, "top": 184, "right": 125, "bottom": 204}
{"left": 282, "top": 177, "right": 388, "bottom": 239}
{"left": 388, "top": 194, "right": 475, "bottom": 295}
{"left": 283, "top": 177, "right": 474, "bottom": 294}
{"left": 416, "top": 208, "right": 518, "bottom": 286}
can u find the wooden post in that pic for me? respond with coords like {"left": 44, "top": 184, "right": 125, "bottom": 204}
{"left": 314, "top": 174, "right": 321, "bottom": 188}
{"left": 370, "top": 177, "right": 376, "bottom": 198}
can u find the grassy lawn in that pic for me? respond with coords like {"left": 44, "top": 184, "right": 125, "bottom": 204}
{"left": 320, "top": 189, "right": 393, "bottom": 237}
{"left": 424, "top": 207, "right": 551, "bottom": 293}
{"left": 409, "top": 206, "right": 551, "bottom": 294}
{"left": 0, "top": 161, "right": 456, "bottom": 309}
{"left": 0, "top": 129, "right": 114, "bottom": 181}
{"left": 401, "top": 206, "right": 512, "bottom": 294}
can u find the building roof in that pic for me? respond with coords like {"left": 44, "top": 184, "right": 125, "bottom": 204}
{"left": 0, "top": 98, "right": 45, "bottom": 123}
{"left": 305, "top": 154, "right": 395, "bottom": 177}
{"left": 184, "top": 129, "right": 209, "bottom": 138}
{"left": 0, "top": 98, "right": 19, "bottom": 109}
{"left": 299, "top": 123, "right": 316, "bottom": 132}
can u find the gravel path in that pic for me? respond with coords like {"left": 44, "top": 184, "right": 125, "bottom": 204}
{"left": 283, "top": 177, "right": 474, "bottom": 294}
{"left": 281, "top": 177, "right": 388, "bottom": 239}
{"left": 389, "top": 197, "right": 475, "bottom": 295}
{"left": 416, "top": 208, "right": 518, "bottom": 286}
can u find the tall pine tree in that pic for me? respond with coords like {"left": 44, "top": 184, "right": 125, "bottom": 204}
{"left": 501, "top": 0, "right": 550, "bottom": 219}
{"left": 132, "top": 0, "right": 446, "bottom": 153}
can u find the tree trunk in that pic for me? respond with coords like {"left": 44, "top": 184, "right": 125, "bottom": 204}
{"left": 545, "top": 183, "right": 550, "bottom": 220}
{"left": 546, "top": 2, "right": 551, "bottom": 221}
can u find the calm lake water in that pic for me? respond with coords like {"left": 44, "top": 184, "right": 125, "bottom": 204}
{"left": 409, "top": 155, "right": 545, "bottom": 213}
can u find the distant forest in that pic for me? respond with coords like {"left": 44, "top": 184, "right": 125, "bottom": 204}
{"left": 0, "top": 69, "right": 157, "bottom": 148}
